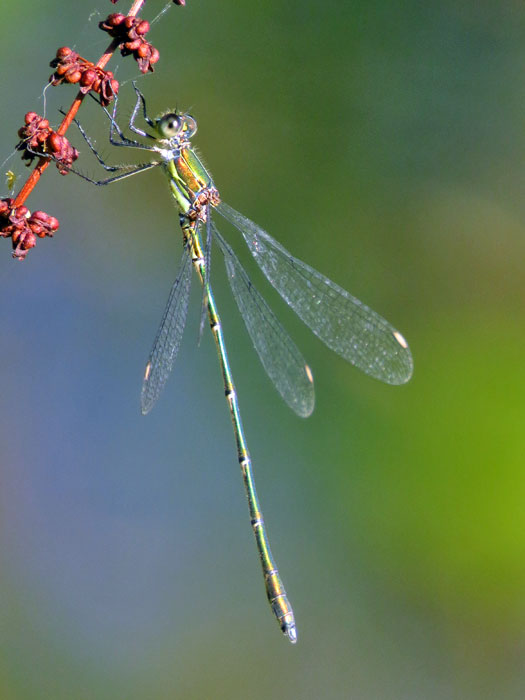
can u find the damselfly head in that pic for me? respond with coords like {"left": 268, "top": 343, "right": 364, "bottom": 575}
{"left": 156, "top": 112, "right": 197, "bottom": 141}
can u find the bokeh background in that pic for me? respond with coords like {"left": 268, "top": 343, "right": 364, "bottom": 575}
{"left": 1, "top": 1, "right": 524, "bottom": 698}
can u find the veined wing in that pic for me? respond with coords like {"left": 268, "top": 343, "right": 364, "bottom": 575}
{"left": 217, "top": 202, "right": 413, "bottom": 385}
{"left": 213, "top": 221, "right": 315, "bottom": 417}
{"left": 197, "top": 207, "right": 213, "bottom": 344}
{"left": 141, "top": 246, "right": 193, "bottom": 414}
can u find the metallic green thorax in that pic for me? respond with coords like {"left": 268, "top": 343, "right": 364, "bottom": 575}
{"left": 166, "top": 147, "right": 212, "bottom": 216}
{"left": 154, "top": 110, "right": 298, "bottom": 643}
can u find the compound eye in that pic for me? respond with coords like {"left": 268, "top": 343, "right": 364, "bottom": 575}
{"left": 182, "top": 115, "right": 197, "bottom": 138}
{"left": 157, "top": 113, "right": 182, "bottom": 138}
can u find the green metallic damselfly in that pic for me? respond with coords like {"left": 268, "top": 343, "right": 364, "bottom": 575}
{"left": 73, "top": 84, "right": 413, "bottom": 643}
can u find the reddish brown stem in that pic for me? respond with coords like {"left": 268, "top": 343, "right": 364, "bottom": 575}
{"left": 13, "top": 0, "right": 147, "bottom": 209}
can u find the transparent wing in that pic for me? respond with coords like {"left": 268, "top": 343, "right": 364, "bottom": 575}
{"left": 217, "top": 202, "right": 413, "bottom": 385}
{"left": 197, "top": 209, "right": 212, "bottom": 344}
{"left": 141, "top": 246, "right": 193, "bottom": 414}
{"left": 213, "top": 221, "right": 315, "bottom": 417}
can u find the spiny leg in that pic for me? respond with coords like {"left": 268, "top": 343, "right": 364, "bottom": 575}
{"left": 57, "top": 106, "right": 163, "bottom": 183}
{"left": 59, "top": 108, "right": 123, "bottom": 172}
{"left": 22, "top": 143, "right": 158, "bottom": 184}
{"left": 65, "top": 160, "right": 161, "bottom": 187}
{"left": 89, "top": 91, "right": 159, "bottom": 152}
{"left": 129, "top": 81, "right": 156, "bottom": 136}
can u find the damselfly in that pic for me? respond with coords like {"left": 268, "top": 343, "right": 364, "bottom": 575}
{"left": 72, "top": 85, "right": 413, "bottom": 643}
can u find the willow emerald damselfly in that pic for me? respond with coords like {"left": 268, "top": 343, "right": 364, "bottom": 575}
{"left": 71, "top": 84, "right": 413, "bottom": 643}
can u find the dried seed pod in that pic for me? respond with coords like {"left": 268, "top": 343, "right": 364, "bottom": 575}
{"left": 16, "top": 114, "right": 79, "bottom": 174}
{"left": 1, "top": 198, "right": 59, "bottom": 259}
{"left": 28, "top": 211, "right": 60, "bottom": 238}
{"left": 99, "top": 13, "right": 160, "bottom": 73}
{"left": 49, "top": 46, "right": 119, "bottom": 105}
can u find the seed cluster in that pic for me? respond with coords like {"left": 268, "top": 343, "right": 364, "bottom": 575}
{"left": 50, "top": 48, "right": 119, "bottom": 107}
{"left": 99, "top": 14, "right": 159, "bottom": 74}
{"left": 0, "top": 199, "right": 59, "bottom": 260}
{"left": 17, "top": 112, "right": 79, "bottom": 175}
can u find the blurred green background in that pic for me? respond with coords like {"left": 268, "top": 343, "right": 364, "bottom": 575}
{"left": 1, "top": 1, "right": 524, "bottom": 698}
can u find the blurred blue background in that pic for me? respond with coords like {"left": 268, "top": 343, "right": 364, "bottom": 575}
{"left": 1, "top": 1, "right": 524, "bottom": 698}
